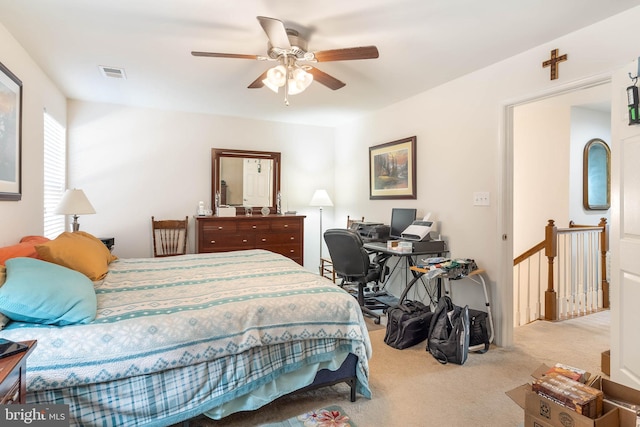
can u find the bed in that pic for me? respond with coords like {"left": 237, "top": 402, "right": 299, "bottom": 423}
{"left": 0, "top": 240, "right": 372, "bottom": 427}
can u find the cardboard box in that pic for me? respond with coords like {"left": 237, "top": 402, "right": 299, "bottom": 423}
{"left": 599, "top": 377, "right": 640, "bottom": 427}
{"left": 601, "top": 350, "right": 610, "bottom": 376}
{"left": 506, "top": 364, "right": 620, "bottom": 427}
{"left": 522, "top": 387, "right": 618, "bottom": 427}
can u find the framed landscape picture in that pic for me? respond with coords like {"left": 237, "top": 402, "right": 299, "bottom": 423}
{"left": 369, "top": 136, "right": 416, "bottom": 199}
{"left": 0, "top": 61, "right": 22, "bottom": 201}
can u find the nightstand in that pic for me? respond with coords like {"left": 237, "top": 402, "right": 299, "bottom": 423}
{"left": 0, "top": 340, "right": 36, "bottom": 404}
{"left": 99, "top": 237, "right": 115, "bottom": 252}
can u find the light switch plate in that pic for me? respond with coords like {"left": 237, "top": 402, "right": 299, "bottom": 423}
{"left": 473, "top": 192, "right": 490, "bottom": 206}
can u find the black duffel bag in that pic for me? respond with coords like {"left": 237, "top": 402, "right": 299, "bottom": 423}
{"left": 384, "top": 300, "right": 433, "bottom": 349}
{"left": 426, "top": 295, "right": 470, "bottom": 365}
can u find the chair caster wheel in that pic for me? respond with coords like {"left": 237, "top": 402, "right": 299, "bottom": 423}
{"left": 374, "top": 318, "right": 381, "bottom": 324}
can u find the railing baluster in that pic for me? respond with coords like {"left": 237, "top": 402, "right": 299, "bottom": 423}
{"left": 514, "top": 218, "right": 608, "bottom": 324}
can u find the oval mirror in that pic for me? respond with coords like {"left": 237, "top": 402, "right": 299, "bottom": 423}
{"left": 212, "top": 148, "right": 281, "bottom": 215}
{"left": 583, "top": 138, "right": 610, "bottom": 211}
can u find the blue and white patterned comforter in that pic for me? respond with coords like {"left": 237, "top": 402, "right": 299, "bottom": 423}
{"left": 0, "top": 250, "right": 371, "bottom": 426}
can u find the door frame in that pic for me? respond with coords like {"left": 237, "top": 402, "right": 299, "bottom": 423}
{"left": 498, "top": 73, "right": 612, "bottom": 347}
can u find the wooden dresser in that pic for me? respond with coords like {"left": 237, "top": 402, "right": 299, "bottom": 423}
{"left": 196, "top": 215, "right": 305, "bottom": 265}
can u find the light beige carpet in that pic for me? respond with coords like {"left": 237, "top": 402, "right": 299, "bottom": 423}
{"left": 181, "top": 311, "right": 610, "bottom": 427}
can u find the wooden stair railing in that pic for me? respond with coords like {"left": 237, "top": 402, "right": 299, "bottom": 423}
{"left": 514, "top": 218, "right": 608, "bottom": 323}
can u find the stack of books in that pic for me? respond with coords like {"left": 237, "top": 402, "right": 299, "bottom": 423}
{"left": 533, "top": 372, "right": 604, "bottom": 419}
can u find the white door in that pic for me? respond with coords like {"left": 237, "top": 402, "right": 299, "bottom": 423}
{"left": 610, "top": 59, "right": 640, "bottom": 389}
{"left": 242, "top": 158, "right": 272, "bottom": 207}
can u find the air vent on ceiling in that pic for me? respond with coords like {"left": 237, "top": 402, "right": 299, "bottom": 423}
{"left": 98, "top": 65, "right": 127, "bottom": 79}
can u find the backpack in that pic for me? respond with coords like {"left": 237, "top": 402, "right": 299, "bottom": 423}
{"left": 426, "top": 296, "right": 470, "bottom": 365}
{"left": 384, "top": 300, "right": 433, "bottom": 349}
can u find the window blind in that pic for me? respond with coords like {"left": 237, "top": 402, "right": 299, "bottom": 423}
{"left": 43, "top": 112, "right": 66, "bottom": 238}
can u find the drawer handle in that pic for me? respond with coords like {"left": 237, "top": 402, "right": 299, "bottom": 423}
{"left": 210, "top": 240, "right": 216, "bottom": 244}
{"left": 217, "top": 226, "right": 223, "bottom": 230}
{"left": 290, "top": 237, "right": 294, "bottom": 240}
{"left": 242, "top": 239, "right": 248, "bottom": 243}
{"left": 252, "top": 225, "right": 257, "bottom": 229}
{"left": 284, "top": 224, "right": 288, "bottom": 228}
{"left": 261, "top": 238, "right": 267, "bottom": 242}
{"left": 289, "top": 249, "right": 294, "bottom": 253}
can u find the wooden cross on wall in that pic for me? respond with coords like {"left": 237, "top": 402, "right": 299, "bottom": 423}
{"left": 542, "top": 49, "right": 567, "bottom": 80}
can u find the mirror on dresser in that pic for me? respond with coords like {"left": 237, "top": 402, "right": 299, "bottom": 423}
{"left": 211, "top": 148, "right": 281, "bottom": 215}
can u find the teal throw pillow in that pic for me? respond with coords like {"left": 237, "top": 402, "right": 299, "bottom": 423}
{"left": 0, "top": 257, "right": 97, "bottom": 325}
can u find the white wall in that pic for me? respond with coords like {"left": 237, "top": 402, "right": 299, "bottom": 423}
{"left": 67, "top": 100, "right": 335, "bottom": 264}
{"left": 334, "top": 6, "right": 640, "bottom": 346}
{"left": 513, "top": 96, "right": 572, "bottom": 257}
{"left": 569, "top": 106, "right": 611, "bottom": 225}
{"left": 0, "top": 23, "right": 66, "bottom": 246}
{"left": 513, "top": 83, "right": 611, "bottom": 257}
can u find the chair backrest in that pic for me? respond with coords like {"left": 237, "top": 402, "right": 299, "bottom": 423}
{"left": 323, "top": 228, "right": 371, "bottom": 280}
{"left": 347, "top": 215, "right": 365, "bottom": 229}
{"left": 152, "top": 216, "right": 188, "bottom": 257}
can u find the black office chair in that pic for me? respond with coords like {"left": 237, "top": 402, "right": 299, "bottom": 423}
{"left": 324, "top": 228, "right": 386, "bottom": 324}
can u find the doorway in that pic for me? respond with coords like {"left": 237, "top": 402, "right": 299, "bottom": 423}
{"left": 499, "top": 77, "right": 612, "bottom": 345}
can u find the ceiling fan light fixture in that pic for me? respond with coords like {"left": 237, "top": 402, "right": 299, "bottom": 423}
{"left": 287, "top": 68, "right": 313, "bottom": 95}
{"left": 266, "top": 65, "right": 286, "bottom": 88}
{"left": 262, "top": 78, "right": 280, "bottom": 93}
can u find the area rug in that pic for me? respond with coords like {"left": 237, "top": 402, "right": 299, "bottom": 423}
{"left": 260, "top": 405, "right": 356, "bottom": 427}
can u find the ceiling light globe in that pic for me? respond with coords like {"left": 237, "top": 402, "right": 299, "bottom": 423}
{"left": 266, "top": 65, "right": 286, "bottom": 87}
{"left": 287, "top": 68, "right": 313, "bottom": 95}
{"left": 262, "top": 78, "right": 280, "bottom": 93}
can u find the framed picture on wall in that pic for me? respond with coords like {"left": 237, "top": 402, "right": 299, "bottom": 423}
{"left": 369, "top": 136, "right": 417, "bottom": 199}
{"left": 0, "top": 61, "right": 22, "bottom": 201}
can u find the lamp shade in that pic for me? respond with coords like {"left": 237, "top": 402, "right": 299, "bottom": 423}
{"left": 55, "top": 189, "right": 96, "bottom": 215}
{"left": 309, "top": 189, "right": 333, "bottom": 207}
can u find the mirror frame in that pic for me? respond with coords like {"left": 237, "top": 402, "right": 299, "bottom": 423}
{"left": 212, "top": 148, "right": 281, "bottom": 215}
{"left": 582, "top": 138, "right": 611, "bottom": 211}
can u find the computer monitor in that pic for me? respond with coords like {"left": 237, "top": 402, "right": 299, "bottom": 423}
{"left": 389, "top": 208, "right": 417, "bottom": 239}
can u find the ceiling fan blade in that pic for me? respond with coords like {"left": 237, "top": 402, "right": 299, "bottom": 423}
{"left": 248, "top": 70, "right": 269, "bottom": 89}
{"left": 192, "top": 51, "right": 259, "bottom": 60}
{"left": 313, "top": 46, "right": 379, "bottom": 62}
{"left": 257, "top": 16, "right": 291, "bottom": 49}
{"left": 307, "top": 67, "right": 346, "bottom": 90}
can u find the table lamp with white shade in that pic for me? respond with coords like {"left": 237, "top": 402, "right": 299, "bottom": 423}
{"left": 55, "top": 188, "right": 96, "bottom": 231}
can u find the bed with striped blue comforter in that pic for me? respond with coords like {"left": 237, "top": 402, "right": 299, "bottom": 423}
{"left": 0, "top": 250, "right": 372, "bottom": 426}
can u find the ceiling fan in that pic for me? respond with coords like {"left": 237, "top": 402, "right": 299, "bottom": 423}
{"left": 191, "top": 16, "right": 379, "bottom": 105}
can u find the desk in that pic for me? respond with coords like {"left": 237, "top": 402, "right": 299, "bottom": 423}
{"left": 363, "top": 241, "right": 448, "bottom": 302}
{"left": 363, "top": 241, "right": 447, "bottom": 272}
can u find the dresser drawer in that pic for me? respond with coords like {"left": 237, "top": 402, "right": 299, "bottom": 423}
{"left": 237, "top": 221, "right": 271, "bottom": 231}
{"left": 255, "top": 232, "right": 300, "bottom": 245}
{"left": 264, "top": 244, "right": 303, "bottom": 260}
{"left": 199, "top": 234, "right": 255, "bottom": 252}
{"left": 201, "top": 221, "right": 238, "bottom": 233}
{"left": 0, "top": 377, "right": 20, "bottom": 405}
{"left": 269, "top": 220, "right": 301, "bottom": 232}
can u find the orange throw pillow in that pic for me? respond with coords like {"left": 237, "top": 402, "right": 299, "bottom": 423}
{"left": 35, "top": 232, "right": 117, "bottom": 280}
{"left": 0, "top": 236, "right": 50, "bottom": 266}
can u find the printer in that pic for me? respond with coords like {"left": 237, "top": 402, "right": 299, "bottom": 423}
{"left": 401, "top": 220, "right": 433, "bottom": 241}
{"left": 401, "top": 219, "right": 447, "bottom": 253}
{"left": 351, "top": 222, "right": 390, "bottom": 242}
